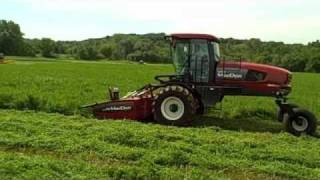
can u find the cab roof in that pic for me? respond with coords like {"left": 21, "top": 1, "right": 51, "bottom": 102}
{"left": 170, "top": 33, "right": 219, "bottom": 42}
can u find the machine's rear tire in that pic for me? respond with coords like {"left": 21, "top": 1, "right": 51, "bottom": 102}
{"left": 284, "top": 108, "right": 317, "bottom": 136}
{"left": 153, "top": 86, "right": 195, "bottom": 126}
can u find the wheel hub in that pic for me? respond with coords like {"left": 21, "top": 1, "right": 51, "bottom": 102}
{"left": 292, "top": 116, "right": 309, "bottom": 132}
{"left": 169, "top": 104, "right": 179, "bottom": 113}
{"left": 160, "top": 96, "right": 185, "bottom": 121}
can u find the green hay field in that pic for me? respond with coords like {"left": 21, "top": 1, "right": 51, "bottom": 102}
{"left": 0, "top": 58, "right": 319, "bottom": 179}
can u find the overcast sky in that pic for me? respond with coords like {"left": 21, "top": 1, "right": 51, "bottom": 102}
{"left": 1, "top": 0, "right": 319, "bottom": 44}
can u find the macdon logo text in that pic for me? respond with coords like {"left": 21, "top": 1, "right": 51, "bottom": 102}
{"left": 217, "top": 70, "right": 243, "bottom": 79}
{"left": 102, "top": 105, "right": 132, "bottom": 112}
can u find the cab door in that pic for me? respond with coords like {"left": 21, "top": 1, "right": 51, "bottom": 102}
{"left": 190, "top": 40, "right": 222, "bottom": 107}
{"left": 189, "top": 39, "right": 210, "bottom": 83}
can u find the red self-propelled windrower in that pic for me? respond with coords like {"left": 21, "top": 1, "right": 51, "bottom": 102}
{"left": 83, "top": 33, "right": 317, "bottom": 136}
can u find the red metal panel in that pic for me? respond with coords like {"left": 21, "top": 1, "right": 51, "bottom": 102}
{"left": 94, "top": 97, "right": 153, "bottom": 120}
{"left": 170, "top": 33, "right": 219, "bottom": 42}
{"left": 216, "top": 61, "right": 291, "bottom": 96}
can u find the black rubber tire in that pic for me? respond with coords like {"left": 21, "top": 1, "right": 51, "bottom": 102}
{"left": 284, "top": 108, "right": 317, "bottom": 136}
{"left": 153, "top": 86, "right": 195, "bottom": 126}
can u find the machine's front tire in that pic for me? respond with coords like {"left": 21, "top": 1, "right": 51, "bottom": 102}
{"left": 153, "top": 86, "right": 195, "bottom": 126}
{"left": 284, "top": 108, "right": 317, "bottom": 136}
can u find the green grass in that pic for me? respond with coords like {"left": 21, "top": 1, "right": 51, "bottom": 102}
{"left": 0, "top": 59, "right": 171, "bottom": 115}
{"left": 0, "top": 58, "right": 319, "bottom": 119}
{"left": 1, "top": 110, "right": 320, "bottom": 180}
{"left": 0, "top": 57, "right": 320, "bottom": 179}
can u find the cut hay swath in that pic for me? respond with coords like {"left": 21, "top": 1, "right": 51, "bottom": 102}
{"left": 0, "top": 60, "right": 14, "bottom": 64}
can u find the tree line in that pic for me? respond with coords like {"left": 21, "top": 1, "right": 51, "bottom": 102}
{"left": 0, "top": 19, "right": 319, "bottom": 72}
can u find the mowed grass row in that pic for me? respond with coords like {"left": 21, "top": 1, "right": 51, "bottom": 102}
{"left": 1, "top": 110, "right": 320, "bottom": 180}
{"left": 0, "top": 59, "right": 319, "bottom": 121}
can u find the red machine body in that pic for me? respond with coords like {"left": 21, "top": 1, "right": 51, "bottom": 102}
{"left": 217, "top": 61, "right": 292, "bottom": 96}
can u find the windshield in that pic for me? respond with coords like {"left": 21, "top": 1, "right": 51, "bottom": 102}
{"left": 212, "top": 42, "right": 220, "bottom": 62}
{"left": 172, "top": 40, "right": 220, "bottom": 77}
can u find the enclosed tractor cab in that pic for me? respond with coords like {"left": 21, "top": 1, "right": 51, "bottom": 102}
{"left": 84, "top": 33, "right": 317, "bottom": 136}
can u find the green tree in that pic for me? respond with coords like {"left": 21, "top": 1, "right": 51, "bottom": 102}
{"left": 100, "top": 45, "right": 113, "bottom": 59}
{"left": 76, "top": 44, "right": 100, "bottom": 60}
{"left": 19, "top": 40, "right": 36, "bottom": 57}
{"left": 40, "top": 38, "right": 56, "bottom": 57}
{"left": 77, "top": 45, "right": 89, "bottom": 60}
{"left": 305, "top": 54, "right": 320, "bottom": 72}
{"left": 0, "top": 20, "right": 24, "bottom": 55}
{"left": 119, "top": 39, "right": 134, "bottom": 59}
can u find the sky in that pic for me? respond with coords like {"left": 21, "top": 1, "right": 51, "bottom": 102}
{"left": 1, "top": 0, "right": 319, "bottom": 44}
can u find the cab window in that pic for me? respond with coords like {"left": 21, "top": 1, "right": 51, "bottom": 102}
{"left": 173, "top": 41, "right": 189, "bottom": 75}
{"left": 190, "top": 40, "right": 210, "bottom": 82}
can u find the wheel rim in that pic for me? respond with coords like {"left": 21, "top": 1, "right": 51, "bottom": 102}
{"left": 160, "top": 96, "right": 184, "bottom": 121}
{"left": 292, "top": 116, "right": 309, "bottom": 132}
